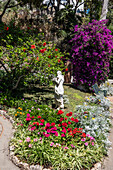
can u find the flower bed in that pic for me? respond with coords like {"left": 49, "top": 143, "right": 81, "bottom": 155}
{"left": 7, "top": 96, "right": 112, "bottom": 170}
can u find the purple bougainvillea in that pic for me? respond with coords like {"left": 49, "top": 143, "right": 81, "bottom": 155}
{"left": 70, "top": 20, "right": 113, "bottom": 88}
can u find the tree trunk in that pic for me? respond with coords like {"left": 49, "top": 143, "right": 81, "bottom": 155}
{"left": 100, "top": 0, "right": 109, "bottom": 20}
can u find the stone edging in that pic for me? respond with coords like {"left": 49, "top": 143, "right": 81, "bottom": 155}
{"left": 0, "top": 109, "right": 108, "bottom": 170}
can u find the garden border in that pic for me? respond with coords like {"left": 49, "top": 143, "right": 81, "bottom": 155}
{"left": 0, "top": 109, "right": 104, "bottom": 170}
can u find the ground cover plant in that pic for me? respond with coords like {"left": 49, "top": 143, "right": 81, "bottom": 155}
{"left": 9, "top": 99, "right": 103, "bottom": 169}
{"left": 6, "top": 93, "right": 111, "bottom": 170}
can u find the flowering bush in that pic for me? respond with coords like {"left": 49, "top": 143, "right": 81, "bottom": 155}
{"left": 70, "top": 20, "right": 113, "bottom": 88}
{"left": 0, "top": 32, "right": 66, "bottom": 93}
{"left": 8, "top": 99, "right": 104, "bottom": 169}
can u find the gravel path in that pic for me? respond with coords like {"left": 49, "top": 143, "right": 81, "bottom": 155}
{"left": 101, "top": 96, "right": 113, "bottom": 170}
{"left": 0, "top": 114, "right": 20, "bottom": 170}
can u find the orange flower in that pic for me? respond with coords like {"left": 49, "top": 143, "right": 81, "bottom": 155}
{"left": 36, "top": 57, "right": 39, "bottom": 61}
{"left": 31, "top": 45, "right": 36, "bottom": 49}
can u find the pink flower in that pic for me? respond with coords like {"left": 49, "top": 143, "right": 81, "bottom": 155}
{"left": 19, "top": 140, "right": 22, "bottom": 143}
{"left": 28, "top": 144, "right": 32, "bottom": 148}
{"left": 71, "top": 144, "right": 75, "bottom": 148}
{"left": 92, "top": 142, "right": 94, "bottom": 146}
{"left": 47, "top": 129, "right": 51, "bottom": 133}
{"left": 81, "top": 138, "right": 86, "bottom": 141}
{"left": 61, "top": 133, "right": 65, "bottom": 137}
{"left": 55, "top": 132, "right": 58, "bottom": 136}
{"left": 39, "top": 137, "right": 42, "bottom": 141}
{"left": 34, "top": 138, "right": 38, "bottom": 142}
{"left": 62, "top": 128, "right": 66, "bottom": 134}
{"left": 86, "top": 134, "right": 90, "bottom": 137}
{"left": 51, "top": 131, "right": 56, "bottom": 134}
{"left": 27, "top": 113, "right": 30, "bottom": 117}
{"left": 38, "top": 132, "right": 40, "bottom": 135}
{"left": 40, "top": 123, "right": 43, "bottom": 126}
{"left": 46, "top": 123, "right": 50, "bottom": 128}
{"left": 26, "top": 137, "right": 30, "bottom": 142}
{"left": 90, "top": 136, "right": 95, "bottom": 141}
{"left": 84, "top": 142, "right": 88, "bottom": 146}
{"left": 50, "top": 142, "right": 54, "bottom": 146}
{"left": 64, "top": 146, "right": 69, "bottom": 149}
{"left": 26, "top": 117, "right": 31, "bottom": 121}
{"left": 45, "top": 134, "right": 50, "bottom": 137}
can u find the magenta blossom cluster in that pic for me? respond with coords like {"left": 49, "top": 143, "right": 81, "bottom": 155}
{"left": 70, "top": 20, "right": 113, "bottom": 87}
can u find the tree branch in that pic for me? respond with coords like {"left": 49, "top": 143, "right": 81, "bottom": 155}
{"left": 12, "top": 75, "right": 25, "bottom": 90}
{"left": 0, "top": 60, "right": 9, "bottom": 74}
{"left": 7, "top": 2, "right": 22, "bottom": 9}
{"left": 0, "top": 0, "right": 11, "bottom": 18}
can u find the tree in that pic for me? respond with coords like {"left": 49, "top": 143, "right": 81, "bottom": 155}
{"left": 100, "top": 0, "right": 109, "bottom": 20}
{"left": 0, "top": 0, "right": 43, "bottom": 23}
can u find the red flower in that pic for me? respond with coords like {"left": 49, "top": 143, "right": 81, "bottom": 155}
{"left": 43, "top": 42, "right": 46, "bottom": 46}
{"left": 31, "top": 116, "right": 34, "bottom": 119}
{"left": 40, "top": 48, "right": 46, "bottom": 53}
{"left": 71, "top": 117, "right": 79, "bottom": 123}
{"left": 58, "top": 124, "right": 61, "bottom": 127}
{"left": 23, "top": 49, "right": 26, "bottom": 52}
{"left": 58, "top": 59, "right": 61, "bottom": 63}
{"left": 48, "top": 64, "right": 50, "bottom": 67}
{"left": 68, "top": 121, "right": 71, "bottom": 124}
{"left": 37, "top": 115, "right": 41, "bottom": 118}
{"left": 31, "top": 45, "right": 36, "bottom": 49}
{"left": 37, "top": 122, "right": 39, "bottom": 126}
{"left": 55, "top": 49, "right": 58, "bottom": 51}
{"left": 33, "top": 122, "right": 36, "bottom": 125}
{"left": 48, "top": 55, "right": 51, "bottom": 58}
{"left": 62, "top": 122, "right": 67, "bottom": 127}
{"left": 67, "top": 128, "right": 72, "bottom": 132}
{"left": 66, "top": 112, "right": 73, "bottom": 117}
{"left": 59, "top": 117, "right": 64, "bottom": 122}
{"left": 65, "top": 117, "right": 67, "bottom": 120}
{"left": 40, "top": 119, "right": 44, "bottom": 123}
{"left": 57, "top": 110, "right": 64, "bottom": 115}
{"left": 65, "top": 68, "right": 68, "bottom": 71}
{"left": 74, "top": 119, "right": 79, "bottom": 123}
{"left": 6, "top": 27, "right": 9, "bottom": 31}
{"left": 81, "top": 133, "right": 86, "bottom": 138}
{"left": 71, "top": 117, "right": 75, "bottom": 121}
{"left": 55, "top": 56, "right": 57, "bottom": 58}
{"left": 27, "top": 27, "right": 30, "bottom": 30}
{"left": 51, "top": 122, "right": 55, "bottom": 126}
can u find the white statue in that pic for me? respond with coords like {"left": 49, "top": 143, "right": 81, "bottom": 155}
{"left": 53, "top": 71, "right": 64, "bottom": 110}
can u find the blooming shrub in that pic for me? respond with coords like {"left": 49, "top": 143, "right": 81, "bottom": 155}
{"left": 70, "top": 20, "right": 113, "bottom": 88}
{"left": 0, "top": 32, "right": 66, "bottom": 93}
{"left": 8, "top": 99, "right": 104, "bottom": 169}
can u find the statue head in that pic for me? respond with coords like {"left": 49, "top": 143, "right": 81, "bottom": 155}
{"left": 57, "top": 71, "right": 62, "bottom": 76}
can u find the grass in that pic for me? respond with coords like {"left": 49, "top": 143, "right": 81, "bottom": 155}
{"left": 22, "top": 83, "right": 91, "bottom": 113}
